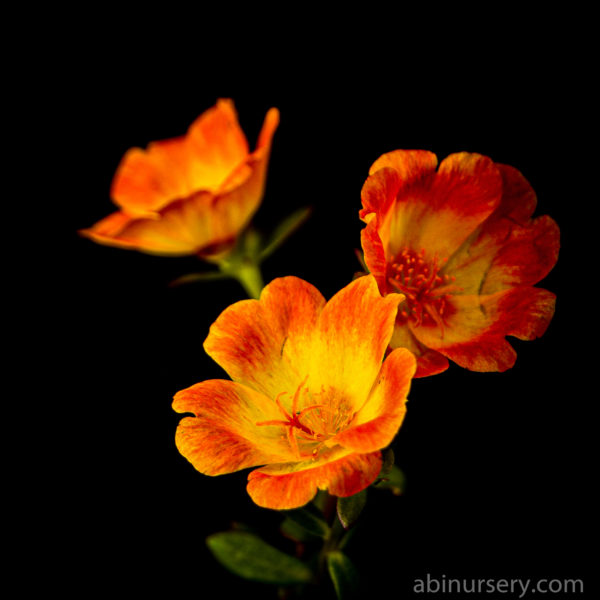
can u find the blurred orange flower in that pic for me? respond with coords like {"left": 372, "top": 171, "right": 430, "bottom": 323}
{"left": 360, "top": 150, "right": 559, "bottom": 377}
{"left": 80, "top": 99, "right": 279, "bottom": 259}
{"left": 173, "top": 275, "right": 416, "bottom": 510}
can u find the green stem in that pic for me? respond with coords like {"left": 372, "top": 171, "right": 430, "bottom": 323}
{"left": 322, "top": 492, "right": 338, "bottom": 524}
{"left": 232, "top": 259, "right": 264, "bottom": 300}
{"left": 216, "top": 256, "right": 264, "bottom": 300}
{"left": 316, "top": 493, "right": 344, "bottom": 584}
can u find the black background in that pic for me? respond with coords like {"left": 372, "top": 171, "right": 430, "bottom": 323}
{"left": 46, "top": 18, "right": 596, "bottom": 599}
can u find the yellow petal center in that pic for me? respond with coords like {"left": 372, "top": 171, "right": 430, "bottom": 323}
{"left": 256, "top": 377, "right": 355, "bottom": 460}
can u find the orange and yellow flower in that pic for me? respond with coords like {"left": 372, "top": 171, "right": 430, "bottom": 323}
{"left": 80, "top": 99, "right": 279, "bottom": 259}
{"left": 173, "top": 275, "right": 416, "bottom": 510}
{"left": 360, "top": 150, "right": 560, "bottom": 377}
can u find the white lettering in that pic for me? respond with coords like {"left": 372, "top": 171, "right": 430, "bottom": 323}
{"left": 516, "top": 577, "right": 530, "bottom": 598}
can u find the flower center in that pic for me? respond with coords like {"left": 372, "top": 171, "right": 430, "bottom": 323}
{"left": 388, "top": 248, "right": 461, "bottom": 329}
{"left": 256, "top": 376, "right": 354, "bottom": 459}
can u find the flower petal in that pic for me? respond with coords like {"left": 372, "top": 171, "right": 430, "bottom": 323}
{"left": 203, "top": 276, "right": 326, "bottom": 399}
{"left": 481, "top": 215, "right": 560, "bottom": 294}
{"left": 110, "top": 143, "right": 189, "bottom": 216}
{"left": 450, "top": 215, "right": 560, "bottom": 296}
{"left": 312, "top": 275, "right": 403, "bottom": 414}
{"left": 359, "top": 151, "right": 558, "bottom": 376}
{"left": 185, "top": 98, "right": 250, "bottom": 187}
{"left": 414, "top": 287, "right": 556, "bottom": 372}
{"left": 359, "top": 169, "right": 397, "bottom": 294}
{"left": 112, "top": 99, "right": 250, "bottom": 214}
{"left": 360, "top": 149, "right": 438, "bottom": 220}
{"left": 360, "top": 215, "right": 389, "bottom": 292}
{"left": 79, "top": 210, "right": 146, "bottom": 252}
{"left": 84, "top": 103, "right": 280, "bottom": 257}
{"left": 255, "top": 106, "right": 281, "bottom": 153}
{"left": 359, "top": 151, "right": 438, "bottom": 288}
{"left": 360, "top": 152, "right": 504, "bottom": 286}
{"left": 204, "top": 275, "right": 402, "bottom": 412}
{"left": 173, "top": 380, "right": 294, "bottom": 476}
{"left": 333, "top": 348, "right": 416, "bottom": 453}
{"left": 359, "top": 166, "right": 402, "bottom": 224}
{"left": 79, "top": 191, "right": 238, "bottom": 256}
{"left": 446, "top": 165, "right": 560, "bottom": 295}
{"left": 401, "top": 152, "right": 504, "bottom": 260}
{"left": 388, "top": 324, "right": 449, "bottom": 377}
{"left": 81, "top": 108, "right": 281, "bottom": 258}
{"left": 203, "top": 107, "right": 280, "bottom": 248}
{"left": 494, "top": 163, "right": 538, "bottom": 224}
{"left": 247, "top": 451, "right": 382, "bottom": 509}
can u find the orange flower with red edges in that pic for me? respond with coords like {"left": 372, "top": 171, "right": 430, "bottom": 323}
{"left": 80, "top": 99, "right": 279, "bottom": 259}
{"left": 360, "top": 150, "right": 560, "bottom": 377}
{"left": 173, "top": 275, "right": 416, "bottom": 510}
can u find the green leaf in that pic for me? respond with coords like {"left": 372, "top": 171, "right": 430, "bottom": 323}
{"left": 374, "top": 464, "right": 406, "bottom": 495}
{"left": 336, "top": 490, "right": 367, "bottom": 529}
{"left": 206, "top": 531, "right": 313, "bottom": 585}
{"left": 312, "top": 489, "right": 329, "bottom": 513}
{"left": 380, "top": 447, "right": 395, "bottom": 476}
{"left": 326, "top": 551, "right": 359, "bottom": 599}
{"left": 259, "top": 206, "right": 312, "bottom": 261}
{"left": 280, "top": 517, "right": 323, "bottom": 543}
{"left": 337, "top": 526, "right": 358, "bottom": 552}
{"left": 168, "top": 270, "right": 229, "bottom": 287}
{"left": 283, "top": 506, "right": 330, "bottom": 539}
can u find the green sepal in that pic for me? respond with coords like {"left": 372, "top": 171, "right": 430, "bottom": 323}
{"left": 206, "top": 531, "right": 313, "bottom": 585}
{"left": 374, "top": 464, "right": 405, "bottom": 495}
{"left": 259, "top": 206, "right": 312, "bottom": 262}
{"left": 167, "top": 208, "right": 310, "bottom": 297}
{"left": 283, "top": 505, "right": 331, "bottom": 539}
{"left": 336, "top": 489, "right": 367, "bottom": 530}
{"left": 311, "top": 489, "right": 329, "bottom": 513}
{"left": 326, "top": 551, "right": 359, "bottom": 599}
{"left": 240, "top": 226, "right": 263, "bottom": 257}
{"left": 380, "top": 447, "right": 395, "bottom": 476}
